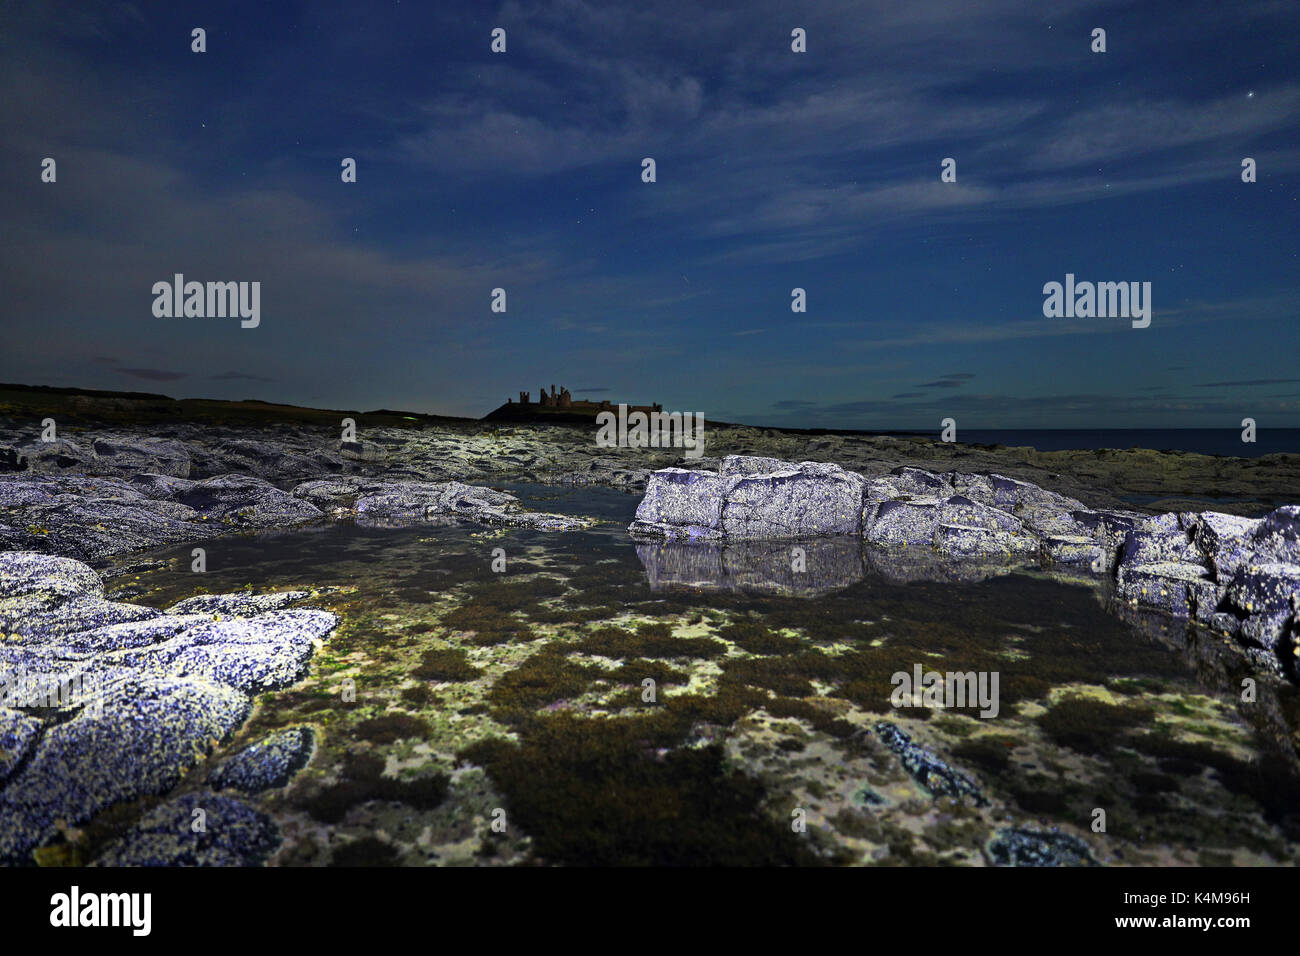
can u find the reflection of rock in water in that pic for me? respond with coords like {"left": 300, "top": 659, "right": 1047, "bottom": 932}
{"left": 862, "top": 545, "right": 1023, "bottom": 585}
{"left": 636, "top": 534, "right": 1031, "bottom": 596}
{"left": 635, "top": 537, "right": 864, "bottom": 596}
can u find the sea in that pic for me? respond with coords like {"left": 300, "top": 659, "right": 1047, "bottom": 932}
{"left": 892, "top": 428, "right": 1300, "bottom": 458}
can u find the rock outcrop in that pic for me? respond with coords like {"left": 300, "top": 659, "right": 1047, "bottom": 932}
{"left": 629, "top": 456, "right": 1300, "bottom": 677}
{"left": 0, "top": 472, "right": 591, "bottom": 564}
{"left": 0, "top": 552, "right": 335, "bottom": 864}
{"left": 291, "top": 477, "right": 591, "bottom": 531}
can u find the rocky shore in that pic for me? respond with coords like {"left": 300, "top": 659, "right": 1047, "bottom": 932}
{"left": 1, "top": 411, "right": 1298, "bottom": 865}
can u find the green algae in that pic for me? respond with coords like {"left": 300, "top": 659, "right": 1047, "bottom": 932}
{"left": 93, "top": 486, "right": 1300, "bottom": 866}
{"left": 295, "top": 751, "right": 450, "bottom": 825}
{"left": 354, "top": 713, "right": 431, "bottom": 744}
{"left": 413, "top": 648, "right": 482, "bottom": 682}
{"left": 460, "top": 725, "right": 819, "bottom": 866}
{"left": 1037, "top": 696, "right": 1156, "bottom": 754}
{"left": 572, "top": 621, "right": 727, "bottom": 660}
{"left": 329, "top": 836, "right": 400, "bottom": 866}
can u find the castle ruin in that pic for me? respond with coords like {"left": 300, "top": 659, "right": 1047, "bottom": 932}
{"left": 507, "top": 384, "right": 662, "bottom": 414}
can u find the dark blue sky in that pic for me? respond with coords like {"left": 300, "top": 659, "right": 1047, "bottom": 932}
{"left": 3, "top": 0, "right": 1298, "bottom": 428}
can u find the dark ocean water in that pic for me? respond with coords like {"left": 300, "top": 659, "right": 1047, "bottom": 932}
{"left": 898, "top": 428, "right": 1299, "bottom": 458}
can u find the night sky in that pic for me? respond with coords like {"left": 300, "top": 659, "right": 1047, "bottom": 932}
{"left": 3, "top": 0, "right": 1298, "bottom": 428}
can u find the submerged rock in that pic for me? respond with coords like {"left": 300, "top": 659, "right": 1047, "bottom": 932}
{"left": 872, "top": 722, "right": 987, "bottom": 806}
{"left": 987, "top": 827, "right": 1098, "bottom": 867}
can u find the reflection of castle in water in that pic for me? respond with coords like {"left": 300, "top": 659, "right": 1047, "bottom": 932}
{"left": 509, "top": 384, "right": 661, "bottom": 414}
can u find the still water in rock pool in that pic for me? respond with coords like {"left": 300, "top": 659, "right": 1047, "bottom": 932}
{"left": 103, "top": 484, "right": 1300, "bottom": 866}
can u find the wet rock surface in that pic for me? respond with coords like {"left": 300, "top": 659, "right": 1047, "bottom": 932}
{"left": 0, "top": 551, "right": 335, "bottom": 864}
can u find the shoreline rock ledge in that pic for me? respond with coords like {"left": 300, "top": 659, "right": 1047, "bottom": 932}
{"left": 628, "top": 455, "right": 1300, "bottom": 679}
{"left": 0, "top": 551, "right": 336, "bottom": 865}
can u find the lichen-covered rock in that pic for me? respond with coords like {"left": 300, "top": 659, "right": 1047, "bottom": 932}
{"left": 0, "top": 675, "right": 250, "bottom": 863}
{"left": 935, "top": 522, "right": 1037, "bottom": 558}
{"left": 632, "top": 459, "right": 869, "bottom": 540}
{"left": 0, "top": 707, "right": 41, "bottom": 785}
{"left": 864, "top": 498, "right": 944, "bottom": 546}
{"left": 0, "top": 480, "right": 220, "bottom": 562}
{"left": 0, "top": 552, "right": 335, "bottom": 864}
{"left": 1191, "top": 512, "right": 1262, "bottom": 581}
{"left": 1070, "top": 509, "right": 1143, "bottom": 569}
{"left": 44, "top": 614, "right": 211, "bottom": 655}
{"left": 626, "top": 458, "right": 1300, "bottom": 678}
{"left": 1223, "top": 562, "right": 1300, "bottom": 649}
{"left": 1119, "top": 513, "right": 1204, "bottom": 567}
{"left": 953, "top": 472, "right": 1087, "bottom": 528}
{"left": 865, "top": 494, "right": 1035, "bottom": 556}
{"left": 1039, "top": 534, "right": 1105, "bottom": 567}
{"left": 339, "top": 439, "right": 387, "bottom": 462}
{"left": 0, "top": 592, "right": 161, "bottom": 642}
{"left": 1251, "top": 506, "right": 1300, "bottom": 564}
{"left": 87, "top": 438, "right": 192, "bottom": 478}
{"left": 115, "top": 610, "right": 335, "bottom": 694}
{"left": 17, "top": 439, "right": 94, "bottom": 473}
{"left": 888, "top": 466, "right": 952, "bottom": 497}
{"left": 629, "top": 468, "right": 730, "bottom": 539}
{"left": 210, "top": 726, "right": 315, "bottom": 794}
{"left": 171, "top": 474, "right": 322, "bottom": 528}
{"left": 0, "top": 552, "right": 103, "bottom": 599}
{"left": 293, "top": 477, "right": 590, "bottom": 531}
{"left": 167, "top": 591, "right": 307, "bottom": 617}
{"left": 719, "top": 454, "right": 795, "bottom": 477}
{"left": 0, "top": 469, "right": 589, "bottom": 564}
{"left": 1116, "top": 561, "right": 1220, "bottom": 618}
{"left": 92, "top": 792, "right": 280, "bottom": 866}
{"left": 721, "top": 461, "right": 866, "bottom": 538}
